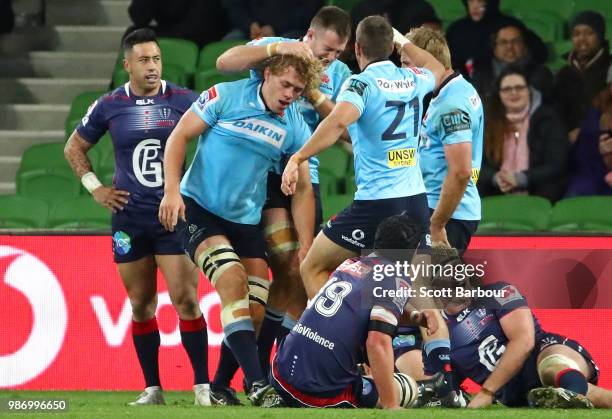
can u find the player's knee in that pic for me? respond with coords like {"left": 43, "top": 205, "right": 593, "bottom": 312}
{"left": 130, "top": 297, "right": 156, "bottom": 320}
{"left": 195, "top": 243, "right": 242, "bottom": 288}
{"left": 172, "top": 295, "right": 200, "bottom": 319}
{"left": 265, "top": 221, "right": 299, "bottom": 257}
{"left": 538, "top": 354, "right": 582, "bottom": 386}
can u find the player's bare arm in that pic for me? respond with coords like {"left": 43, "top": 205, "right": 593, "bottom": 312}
{"left": 366, "top": 330, "right": 400, "bottom": 409}
{"left": 469, "top": 308, "right": 535, "bottom": 408}
{"left": 430, "top": 142, "right": 473, "bottom": 247}
{"left": 282, "top": 101, "right": 359, "bottom": 195}
{"left": 291, "top": 160, "right": 316, "bottom": 261}
{"left": 217, "top": 43, "right": 313, "bottom": 74}
{"left": 64, "top": 130, "right": 129, "bottom": 213}
{"left": 393, "top": 28, "right": 445, "bottom": 89}
{"left": 159, "top": 109, "right": 207, "bottom": 232}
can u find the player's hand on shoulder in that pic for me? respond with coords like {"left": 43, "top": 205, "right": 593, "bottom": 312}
{"left": 92, "top": 186, "right": 129, "bottom": 213}
{"left": 159, "top": 191, "right": 185, "bottom": 232}
{"left": 277, "top": 42, "right": 314, "bottom": 61}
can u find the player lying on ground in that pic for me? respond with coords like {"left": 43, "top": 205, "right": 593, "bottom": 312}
{"left": 268, "top": 215, "right": 442, "bottom": 409}
{"left": 65, "top": 28, "right": 211, "bottom": 406}
{"left": 159, "top": 53, "right": 319, "bottom": 405}
{"left": 429, "top": 247, "right": 612, "bottom": 409}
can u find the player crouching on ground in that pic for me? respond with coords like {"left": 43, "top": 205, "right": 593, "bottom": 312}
{"left": 429, "top": 248, "right": 612, "bottom": 409}
{"left": 267, "top": 215, "right": 440, "bottom": 409}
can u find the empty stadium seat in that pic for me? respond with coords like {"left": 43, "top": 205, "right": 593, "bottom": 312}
{"left": 502, "top": 0, "right": 574, "bottom": 21}
{"left": 522, "top": 16, "right": 560, "bottom": 43}
{"left": 198, "top": 40, "right": 248, "bottom": 71}
{"left": 326, "top": 0, "right": 362, "bottom": 12}
{"left": 573, "top": 1, "right": 612, "bottom": 19}
{"left": 550, "top": 196, "right": 612, "bottom": 232}
{"left": 478, "top": 195, "right": 552, "bottom": 232}
{"left": 322, "top": 193, "right": 352, "bottom": 221}
{"left": 318, "top": 144, "right": 351, "bottom": 180}
{"left": 48, "top": 196, "right": 111, "bottom": 229}
{"left": 427, "top": 0, "right": 465, "bottom": 21}
{"left": 158, "top": 38, "right": 199, "bottom": 76}
{"left": 16, "top": 168, "right": 82, "bottom": 205}
{"left": 194, "top": 69, "right": 249, "bottom": 93}
{"left": 0, "top": 195, "right": 49, "bottom": 228}
{"left": 317, "top": 167, "right": 340, "bottom": 197}
{"left": 19, "top": 142, "right": 100, "bottom": 173}
{"left": 64, "top": 90, "right": 106, "bottom": 138}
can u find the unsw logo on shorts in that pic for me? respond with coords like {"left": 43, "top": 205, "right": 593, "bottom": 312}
{"left": 112, "top": 231, "right": 131, "bottom": 255}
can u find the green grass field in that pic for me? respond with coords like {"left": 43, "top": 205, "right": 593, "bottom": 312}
{"left": 0, "top": 391, "right": 610, "bottom": 418}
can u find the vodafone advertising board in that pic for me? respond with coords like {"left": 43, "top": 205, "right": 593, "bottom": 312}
{"left": 1, "top": 235, "right": 611, "bottom": 390}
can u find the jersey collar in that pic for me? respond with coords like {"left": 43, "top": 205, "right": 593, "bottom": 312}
{"left": 249, "top": 80, "right": 286, "bottom": 119}
{"left": 362, "top": 59, "right": 393, "bottom": 72}
{"left": 432, "top": 71, "right": 461, "bottom": 98}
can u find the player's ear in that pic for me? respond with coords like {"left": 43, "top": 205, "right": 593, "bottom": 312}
{"left": 123, "top": 57, "right": 130, "bottom": 74}
{"left": 263, "top": 66, "right": 271, "bottom": 81}
{"left": 306, "top": 28, "right": 315, "bottom": 41}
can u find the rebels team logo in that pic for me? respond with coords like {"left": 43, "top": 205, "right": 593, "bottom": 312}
{"left": 133, "top": 138, "right": 163, "bottom": 187}
{"left": 0, "top": 246, "right": 67, "bottom": 387}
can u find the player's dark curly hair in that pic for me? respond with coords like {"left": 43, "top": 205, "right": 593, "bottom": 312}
{"left": 374, "top": 214, "right": 423, "bottom": 252}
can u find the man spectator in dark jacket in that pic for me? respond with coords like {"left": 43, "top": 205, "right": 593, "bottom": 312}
{"left": 128, "top": 0, "right": 230, "bottom": 48}
{"left": 554, "top": 11, "right": 611, "bottom": 142}
{"left": 222, "top": 0, "right": 322, "bottom": 40}
{"left": 471, "top": 22, "right": 553, "bottom": 101}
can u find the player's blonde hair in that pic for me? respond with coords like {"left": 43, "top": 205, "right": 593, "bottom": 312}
{"left": 258, "top": 54, "right": 323, "bottom": 93}
{"left": 406, "top": 27, "right": 452, "bottom": 70}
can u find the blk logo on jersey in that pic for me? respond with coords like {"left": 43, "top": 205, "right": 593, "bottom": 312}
{"left": 133, "top": 139, "right": 163, "bottom": 187}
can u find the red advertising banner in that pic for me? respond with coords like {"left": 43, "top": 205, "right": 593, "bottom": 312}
{"left": 0, "top": 235, "right": 611, "bottom": 390}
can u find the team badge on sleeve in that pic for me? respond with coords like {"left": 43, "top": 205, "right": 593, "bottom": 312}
{"left": 495, "top": 284, "right": 522, "bottom": 305}
{"left": 345, "top": 79, "right": 367, "bottom": 96}
{"left": 196, "top": 86, "right": 219, "bottom": 110}
{"left": 441, "top": 110, "right": 471, "bottom": 134}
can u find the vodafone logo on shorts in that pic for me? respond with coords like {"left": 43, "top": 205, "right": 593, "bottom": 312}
{"left": 0, "top": 246, "right": 67, "bottom": 387}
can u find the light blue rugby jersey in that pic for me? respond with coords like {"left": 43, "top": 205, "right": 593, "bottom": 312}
{"left": 249, "top": 36, "right": 352, "bottom": 183}
{"left": 337, "top": 61, "right": 435, "bottom": 200}
{"left": 419, "top": 72, "right": 483, "bottom": 220}
{"left": 181, "top": 78, "right": 311, "bottom": 224}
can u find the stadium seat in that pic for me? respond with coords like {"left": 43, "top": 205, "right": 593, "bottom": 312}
{"left": 478, "top": 195, "right": 552, "bottom": 232}
{"left": 427, "top": 0, "right": 465, "bottom": 21}
{"left": 317, "top": 167, "right": 339, "bottom": 197}
{"left": 522, "top": 16, "right": 560, "bottom": 43}
{"left": 48, "top": 196, "right": 111, "bottom": 229}
{"left": 112, "top": 62, "right": 189, "bottom": 89}
{"left": 158, "top": 38, "right": 199, "bottom": 75}
{"left": 16, "top": 168, "right": 82, "bottom": 206}
{"left": 318, "top": 144, "right": 351, "bottom": 179}
{"left": 0, "top": 195, "right": 49, "bottom": 228}
{"left": 322, "top": 193, "right": 352, "bottom": 221}
{"left": 550, "top": 196, "right": 612, "bottom": 232}
{"left": 64, "top": 90, "right": 106, "bottom": 138}
{"left": 573, "top": 1, "right": 612, "bottom": 19}
{"left": 194, "top": 69, "right": 249, "bottom": 93}
{"left": 19, "top": 142, "right": 100, "bottom": 173}
{"left": 502, "top": 0, "right": 574, "bottom": 19}
{"left": 343, "top": 175, "right": 356, "bottom": 196}
{"left": 198, "top": 39, "right": 248, "bottom": 71}
{"left": 326, "top": 0, "right": 362, "bottom": 12}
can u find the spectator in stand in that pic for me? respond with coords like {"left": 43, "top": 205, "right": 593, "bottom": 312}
{"left": 471, "top": 22, "right": 553, "bottom": 101}
{"left": 0, "top": 0, "right": 14, "bottom": 34}
{"left": 446, "top": 0, "right": 546, "bottom": 80}
{"left": 565, "top": 68, "right": 612, "bottom": 197}
{"left": 127, "top": 0, "right": 230, "bottom": 48}
{"left": 479, "top": 67, "right": 569, "bottom": 202}
{"left": 222, "top": 0, "right": 322, "bottom": 40}
{"left": 351, "top": 0, "right": 441, "bottom": 35}
{"left": 554, "top": 11, "right": 611, "bottom": 142}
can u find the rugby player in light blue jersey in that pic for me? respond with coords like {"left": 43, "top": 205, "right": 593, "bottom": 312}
{"left": 281, "top": 16, "right": 445, "bottom": 300}
{"left": 159, "top": 54, "right": 320, "bottom": 405}
{"left": 401, "top": 27, "right": 483, "bottom": 252}
{"left": 216, "top": 6, "right": 352, "bottom": 389}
